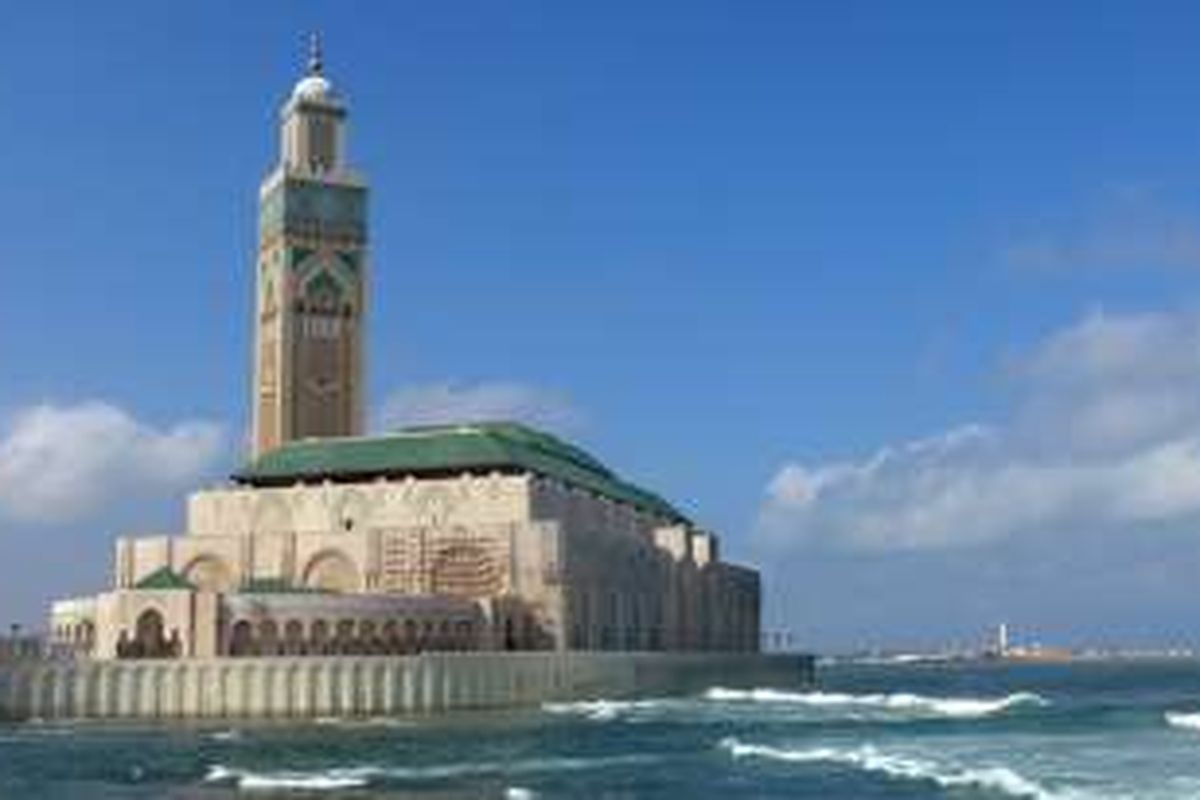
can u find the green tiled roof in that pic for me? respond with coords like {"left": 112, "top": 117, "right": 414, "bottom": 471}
{"left": 135, "top": 567, "right": 195, "bottom": 591}
{"left": 234, "top": 422, "right": 689, "bottom": 523}
{"left": 241, "top": 577, "right": 328, "bottom": 594}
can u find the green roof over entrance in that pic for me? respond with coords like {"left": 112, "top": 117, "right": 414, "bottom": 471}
{"left": 234, "top": 422, "right": 689, "bottom": 523}
{"left": 134, "top": 567, "right": 195, "bottom": 591}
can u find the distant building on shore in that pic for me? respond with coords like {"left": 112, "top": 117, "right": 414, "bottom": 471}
{"left": 47, "top": 38, "right": 761, "bottom": 663}
{"left": 0, "top": 628, "right": 42, "bottom": 664}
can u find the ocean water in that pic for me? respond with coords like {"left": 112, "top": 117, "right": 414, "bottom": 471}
{"left": 3, "top": 661, "right": 1200, "bottom": 798}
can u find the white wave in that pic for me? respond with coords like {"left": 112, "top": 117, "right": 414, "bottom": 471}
{"left": 506, "top": 788, "right": 537, "bottom": 800}
{"left": 1165, "top": 711, "right": 1200, "bottom": 731}
{"left": 705, "top": 687, "right": 1048, "bottom": 718}
{"left": 205, "top": 765, "right": 370, "bottom": 790}
{"left": 207, "top": 729, "right": 242, "bottom": 742}
{"left": 312, "top": 716, "right": 413, "bottom": 729}
{"left": 720, "top": 738, "right": 1062, "bottom": 799}
{"left": 204, "top": 753, "right": 657, "bottom": 790}
{"left": 542, "top": 698, "right": 671, "bottom": 721}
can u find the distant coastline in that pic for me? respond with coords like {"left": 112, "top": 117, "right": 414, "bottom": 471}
{"left": 821, "top": 647, "right": 1198, "bottom": 668}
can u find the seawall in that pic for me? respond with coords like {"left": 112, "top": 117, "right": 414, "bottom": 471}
{"left": 0, "top": 652, "right": 813, "bottom": 721}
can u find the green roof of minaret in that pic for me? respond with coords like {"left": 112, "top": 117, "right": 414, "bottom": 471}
{"left": 234, "top": 422, "right": 690, "bottom": 523}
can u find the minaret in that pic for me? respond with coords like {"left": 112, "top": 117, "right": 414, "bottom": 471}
{"left": 252, "top": 34, "right": 368, "bottom": 457}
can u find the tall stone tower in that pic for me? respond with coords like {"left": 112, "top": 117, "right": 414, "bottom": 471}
{"left": 252, "top": 36, "right": 368, "bottom": 457}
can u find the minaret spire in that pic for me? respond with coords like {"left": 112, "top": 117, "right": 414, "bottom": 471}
{"left": 307, "top": 31, "right": 323, "bottom": 76}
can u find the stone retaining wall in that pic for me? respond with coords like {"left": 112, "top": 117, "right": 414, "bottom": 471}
{"left": 0, "top": 652, "right": 812, "bottom": 721}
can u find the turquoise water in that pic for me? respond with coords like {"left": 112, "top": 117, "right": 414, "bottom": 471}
{"left": 3, "top": 661, "right": 1200, "bottom": 798}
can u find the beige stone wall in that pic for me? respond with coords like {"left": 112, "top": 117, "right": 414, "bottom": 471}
{"left": 178, "top": 477, "right": 542, "bottom": 608}
{"left": 530, "top": 478, "right": 760, "bottom": 653}
{"left": 102, "top": 468, "right": 759, "bottom": 656}
{"left": 0, "top": 652, "right": 811, "bottom": 721}
{"left": 186, "top": 473, "right": 533, "bottom": 537}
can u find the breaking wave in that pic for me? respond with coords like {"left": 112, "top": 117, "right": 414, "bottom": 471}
{"left": 204, "top": 753, "right": 659, "bottom": 790}
{"left": 705, "top": 687, "right": 1048, "bottom": 718}
{"left": 312, "top": 716, "right": 414, "bottom": 729}
{"left": 1166, "top": 711, "right": 1200, "bottom": 731}
{"left": 720, "top": 738, "right": 1064, "bottom": 799}
{"left": 542, "top": 699, "right": 674, "bottom": 721}
{"left": 205, "top": 765, "right": 369, "bottom": 790}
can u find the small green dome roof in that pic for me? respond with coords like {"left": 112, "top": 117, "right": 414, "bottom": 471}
{"left": 134, "top": 567, "right": 195, "bottom": 591}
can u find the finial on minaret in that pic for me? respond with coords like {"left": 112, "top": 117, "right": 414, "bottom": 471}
{"left": 307, "top": 31, "right": 323, "bottom": 75}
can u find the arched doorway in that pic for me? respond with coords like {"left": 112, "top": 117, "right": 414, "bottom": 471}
{"left": 134, "top": 609, "right": 169, "bottom": 659}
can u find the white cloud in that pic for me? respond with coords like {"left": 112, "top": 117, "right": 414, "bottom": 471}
{"left": 759, "top": 309, "right": 1200, "bottom": 552}
{"left": 376, "top": 381, "right": 580, "bottom": 433}
{"left": 0, "top": 401, "right": 226, "bottom": 525}
{"left": 1004, "top": 191, "right": 1200, "bottom": 272}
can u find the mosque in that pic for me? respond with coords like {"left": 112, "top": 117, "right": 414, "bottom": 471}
{"left": 47, "top": 40, "right": 762, "bottom": 664}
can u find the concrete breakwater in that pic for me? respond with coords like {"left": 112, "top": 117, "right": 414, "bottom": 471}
{"left": 0, "top": 652, "right": 813, "bottom": 721}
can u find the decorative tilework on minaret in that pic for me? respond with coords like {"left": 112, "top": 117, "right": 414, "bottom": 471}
{"left": 252, "top": 35, "right": 368, "bottom": 457}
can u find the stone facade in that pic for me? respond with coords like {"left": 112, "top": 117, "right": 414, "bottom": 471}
{"left": 51, "top": 460, "right": 760, "bottom": 660}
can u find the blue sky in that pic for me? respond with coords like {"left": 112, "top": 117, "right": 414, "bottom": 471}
{"left": 4, "top": 1, "right": 1200, "bottom": 651}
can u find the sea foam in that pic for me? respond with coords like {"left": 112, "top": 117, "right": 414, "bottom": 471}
{"left": 313, "top": 716, "right": 414, "bottom": 729}
{"left": 542, "top": 698, "right": 672, "bottom": 721}
{"left": 204, "top": 753, "right": 658, "bottom": 790}
{"left": 205, "top": 765, "right": 371, "bottom": 790}
{"left": 704, "top": 687, "right": 1048, "bottom": 718}
{"left": 1165, "top": 711, "right": 1200, "bottom": 731}
{"left": 720, "top": 738, "right": 1063, "bottom": 799}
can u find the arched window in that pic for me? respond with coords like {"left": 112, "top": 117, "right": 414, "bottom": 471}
{"left": 335, "top": 619, "right": 356, "bottom": 655}
{"left": 259, "top": 620, "right": 280, "bottom": 656}
{"left": 455, "top": 620, "right": 474, "bottom": 651}
{"left": 360, "top": 620, "right": 379, "bottom": 654}
{"left": 302, "top": 551, "right": 360, "bottom": 593}
{"left": 284, "top": 620, "right": 306, "bottom": 655}
{"left": 183, "top": 555, "right": 235, "bottom": 593}
{"left": 229, "top": 620, "right": 254, "bottom": 657}
{"left": 311, "top": 620, "right": 330, "bottom": 654}
{"left": 430, "top": 543, "right": 499, "bottom": 599}
{"left": 381, "top": 621, "right": 400, "bottom": 654}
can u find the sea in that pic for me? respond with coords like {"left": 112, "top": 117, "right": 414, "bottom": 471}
{"left": 3, "top": 660, "right": 1200, "bottom": 798}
